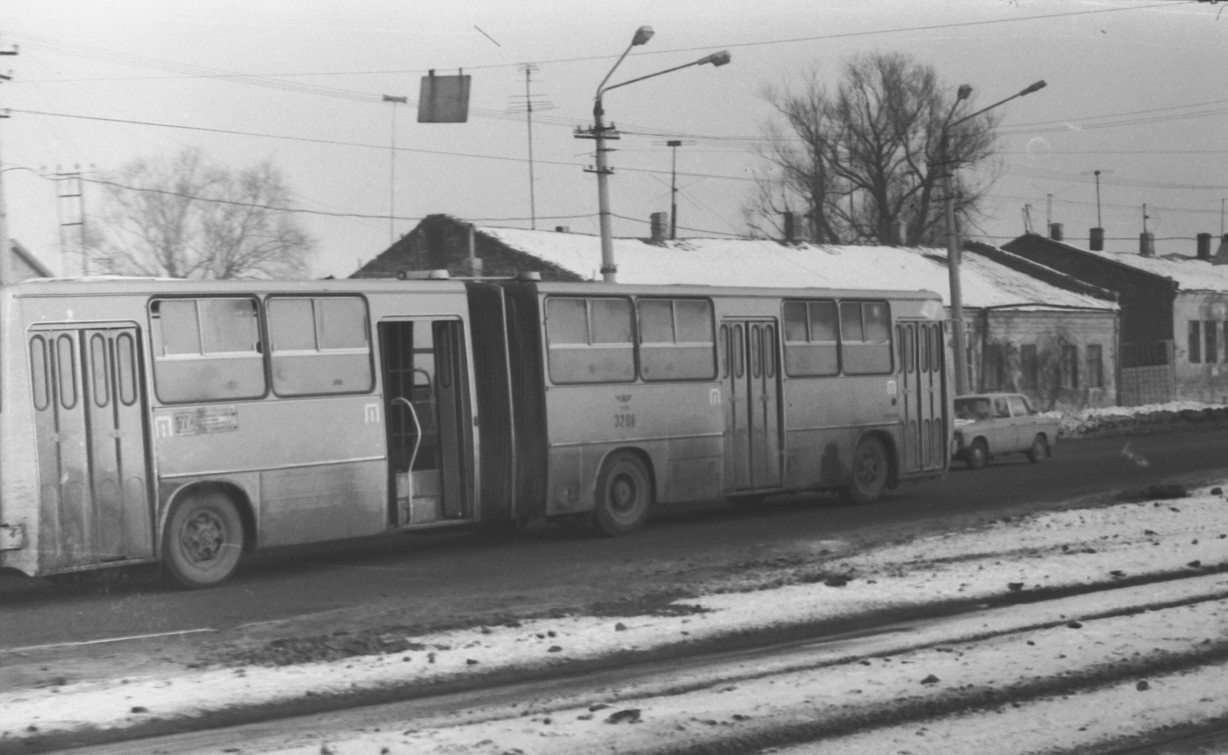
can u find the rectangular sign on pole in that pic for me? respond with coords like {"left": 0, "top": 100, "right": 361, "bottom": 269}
{"left": 418, "top": 71, "right": 471, "bottom": 123}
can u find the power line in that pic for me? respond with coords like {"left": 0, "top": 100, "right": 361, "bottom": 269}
{"left": 5, "top": 1, "right": 1190, "bottom": 84}
{"left": 9, "top": 107, "right": 764, "bottom": 184}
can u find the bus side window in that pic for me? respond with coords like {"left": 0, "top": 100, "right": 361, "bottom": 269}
{"left": 638, "top": 298, "right": 715, "bottom": 381}
{"left": 545, "top": 297, "right": 635, "bottom": 384}
{"left": 783, "top": 300, "right": 838, "bottom": 377}
{"left": 149, "top": 297, "right": 266, "bottom": 403}
{"left": 268, "top": 296, "right": 373, "bottom": 396}
{"left": 840, "top": 300, "right": 892, "bottom": 375}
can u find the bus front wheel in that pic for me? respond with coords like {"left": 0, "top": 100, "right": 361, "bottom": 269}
{"left": 163, "top": 491, "right": 244, "bottom": 589}
{"left": 593, "top": 452, "right": 652, "bottom": 536}
{"left": 842, "top": 437, "right": 889, "bottom": 506}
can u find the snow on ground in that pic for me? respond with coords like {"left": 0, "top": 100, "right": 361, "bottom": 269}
{"left": 4, "top": 485, "right": 1228, "bottom": 752}
{"left": 3, "top": 401, "right": 1228, "bottom": 753}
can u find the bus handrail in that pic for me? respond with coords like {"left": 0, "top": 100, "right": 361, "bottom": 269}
{"left": 389, "top": 396, "right": 423, "bottom": 475}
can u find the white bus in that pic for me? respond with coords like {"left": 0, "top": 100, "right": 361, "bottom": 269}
{"left": 0, "top": 276, "right": 948, "bottom": 587}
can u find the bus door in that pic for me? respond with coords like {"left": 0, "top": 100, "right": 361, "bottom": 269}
{"left": 378, "top": 319, "right": 472, "bottom": 527}
{"left": 896, "top": 320, "right": 946, "bottom": 472}
{"left": 30, "top": 327, "right": 154, "bottom": 571}
{"left": 720, "top": 319, "right": 782, "bottom": 491}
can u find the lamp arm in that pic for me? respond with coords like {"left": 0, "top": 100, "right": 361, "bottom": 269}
{"left": 600, "top": 59, "right": 702, "bottom": 100}
{"left": 596, "top": 41, "right": 639, "bottom": 105}
{"left": 952, "top": 80, "right": 1046, "bottom": 128}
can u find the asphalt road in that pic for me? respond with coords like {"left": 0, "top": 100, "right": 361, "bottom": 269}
{"left": 2, "top": 427, "right": 1226, "bottom": 652}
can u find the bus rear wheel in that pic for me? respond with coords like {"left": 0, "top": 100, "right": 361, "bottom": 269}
{"left": 593, "top": 452, "right": 652, "bottom": 536}
{"left": 842, "top": 436, "right": 889, "bottom": 506}
{"left": 163, "top": 490, "right": 244, "bottom": 589}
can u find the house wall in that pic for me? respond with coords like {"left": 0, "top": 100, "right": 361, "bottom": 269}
{"left": 1172, "top": 292, "right": 1228, "bottom": 403}
{"left": 1003, "top": 235, "right": 1175, "bottom": 350}
{"left": 965, "top": 308, "right": 1118, "bottom": 412}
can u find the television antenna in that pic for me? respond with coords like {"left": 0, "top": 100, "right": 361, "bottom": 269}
{"left": 507, "top": 64, "right": 556, "bottom": 229}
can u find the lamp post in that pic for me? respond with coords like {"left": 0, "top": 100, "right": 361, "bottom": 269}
{"left": 581, "top": 27, "right": 730, "bottom": 282}
{"left": 941, "top": 79, "right": 1047, "bottom": 395}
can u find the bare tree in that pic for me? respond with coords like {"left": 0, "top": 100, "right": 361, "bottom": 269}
{"left": 88, "top": 148, "right": 315, "bottom": 279}
{"left": 746, "top": 53, "right": 999, "bottom": 246}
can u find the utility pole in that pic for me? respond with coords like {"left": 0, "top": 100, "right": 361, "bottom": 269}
{"left": 523, "top": 65, "right": 538, "bottom": 230}
{"left": 667, "top": 139, "right": 680, "bottom": 239}
{"left": 0, "top": 39, "right": 18, "bottom": 286}
{"left": 382, "top": 94, "right": 407, "bottom": 247}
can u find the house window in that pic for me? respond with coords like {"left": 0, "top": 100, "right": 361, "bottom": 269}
{"left": 1020, "top": 344, "right": 1038, "bottom": 390}
{"left": 1189, "top": 321, "right": 1202, "bottom": 363}
{"left": 1206, "top": 320, "right": 1219, "bottom": 363}
{"left": 1059, "top": 344, "right": 1079, "bottom": 389}
{"left": 1087, "top": 344, "right": 1104, "bottom": 389}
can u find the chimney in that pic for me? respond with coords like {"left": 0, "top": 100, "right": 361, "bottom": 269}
{"left": 1089, "top": 227, "right": 1104, "bottom": 251}
{"left": 650, "top": 212, "right": 668, "bottom": 242}
{"left": 1139, "top": 231, "right": 1155, "bottom": 257}
{"left": 1197, "top": 233, "right": 1212, "bottom": 260}
{"left": 1049, "top": 222, "right": 1063, "bottom": 241}
{"left": 782, "top": 211, "right": 796, "bottom": 243}
{"left": 463, "top": 223, "right": 483, "bottom": 277}
{"left": 1214, "top": 234, "right": 1228, "bottom": 266}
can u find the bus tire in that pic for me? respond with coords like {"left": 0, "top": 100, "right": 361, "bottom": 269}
{"left": 841, "top": 436, "right": 889, "bottom": 506}
{"left": 967, "top": 439, "right": 989, "bottom": 470}
{"left": 592, "top": 452, "right": 652, "bottom": 536}
{"left": 163, "top": 490, "right": 244, "bottom": 589}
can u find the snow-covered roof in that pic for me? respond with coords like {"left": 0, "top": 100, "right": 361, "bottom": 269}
{"left": 480, "top": 227, "right": 1117, "bottom": 312}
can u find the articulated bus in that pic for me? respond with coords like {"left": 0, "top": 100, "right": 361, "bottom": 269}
{"left": 0, "top": 276, "right": 948, "bottom": 587}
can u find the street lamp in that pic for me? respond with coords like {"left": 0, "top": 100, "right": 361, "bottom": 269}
{"left": 579, "top": 27, "right": 730, "bottom": 282}
{"left": 940, "top": 79, "right": 1047, "bottom": 395}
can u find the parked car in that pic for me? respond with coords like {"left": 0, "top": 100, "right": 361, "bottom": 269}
{"left": 951, "top": 393, "right": 1060, "bottom": 469}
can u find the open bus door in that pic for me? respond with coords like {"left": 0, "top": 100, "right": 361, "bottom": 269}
{"left": 720, "top": 319, "right": 783, "bottom": 492}
{"left": 896, "top": 319, "right": 947, "bottom": 473}
{"left": 29, "top": 326, "right": 155, "bottom": 572}
{"left": 378, "top": 319, "right": 473, "bottom": 527}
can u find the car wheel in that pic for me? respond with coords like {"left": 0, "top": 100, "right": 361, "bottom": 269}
{"left": 163, "top": 490, "right": 244, "bottom": 589}
{"left": 1027, "top": 434, "right": 1049, "bottom": 463}
{"left": 841, "top": 436, "right": 890, "bottom": 505}
{"left": 966, "top": 439, "right": 989, "bottom": 470}
{"left": 592, "top": 452, "right": 652, "bottom": 536}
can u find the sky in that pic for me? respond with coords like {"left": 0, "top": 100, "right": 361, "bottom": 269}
{"left": 2, "top": 1, "right": 1226, "bottom": 280}
{"left": 4, "top": 401, "right": 1226, "bottom": 752}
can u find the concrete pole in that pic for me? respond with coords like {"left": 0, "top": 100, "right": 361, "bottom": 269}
{"left": 594, "top": 99, "right": 617, "bottom": 282}
{"left": 943, "top": 133, "right": 968, "bottom": 396}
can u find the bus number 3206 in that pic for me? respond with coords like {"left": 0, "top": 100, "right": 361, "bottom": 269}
{"left": 615, "top": 413, "right": 637, "bottom": 428}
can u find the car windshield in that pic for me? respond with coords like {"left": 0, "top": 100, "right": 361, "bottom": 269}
{"left": 955, "top": 397, "right": 992, "bottom": 420}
